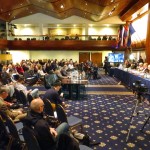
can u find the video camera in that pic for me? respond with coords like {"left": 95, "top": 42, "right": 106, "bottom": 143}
{"left": 132, "top": 80, "right": 148, "bottom": 101}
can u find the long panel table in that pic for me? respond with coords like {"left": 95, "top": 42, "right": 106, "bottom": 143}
{"left": 110, "top": 68, "right": 150, "bottom": 90}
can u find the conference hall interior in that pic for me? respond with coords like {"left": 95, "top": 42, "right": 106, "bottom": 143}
{"left": 0, "top": 0, "right": 150, "bottom": 150}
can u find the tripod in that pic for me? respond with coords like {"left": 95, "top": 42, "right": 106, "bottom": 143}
{"left": 126, "top": 92, "right": 147, "bottom": 142}
{"left": 140, "top": 92, "right": 150, "bottom": 131}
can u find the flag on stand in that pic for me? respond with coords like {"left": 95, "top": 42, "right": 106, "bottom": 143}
{"left": 123, "top": 25, "right": 129, "bottom": 47}
{"left": 117, "top": 25, "right": 124, "bottom": 48}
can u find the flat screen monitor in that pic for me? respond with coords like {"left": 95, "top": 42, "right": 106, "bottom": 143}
{"left": 108, "top": 53, "right": 124, "bottom": 63}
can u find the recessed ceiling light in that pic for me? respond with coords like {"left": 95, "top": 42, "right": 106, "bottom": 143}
{"left": 109, "top": 11, "right": 112, "bottom": 16}
{"left": 111, "top": 0, "right": 115, "bottom": 2}
{"left": 60, "top": 4, "right": 64, "bottom": 9}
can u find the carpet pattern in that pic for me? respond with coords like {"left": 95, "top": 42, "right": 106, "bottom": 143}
{"left": 28, "top": 74, "right": 150, "bottom": 150}
{"left": 65, "top": 95, "right": 150, "bottom": 150}
{"left": 88, "top": 74, "right": 120, "bottom": 85}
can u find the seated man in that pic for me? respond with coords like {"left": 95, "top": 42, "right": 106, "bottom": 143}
{"left": 22, "top": 98, "right": 72, "bottom": 150}
{"left": 0, "top": 86, "right": 26, "bottom": 121}
{"left": 43, "top": 80, "right": 66, "bottom": 107}
{"left": 13, "top": 74, "right": 39, "bottom": 98}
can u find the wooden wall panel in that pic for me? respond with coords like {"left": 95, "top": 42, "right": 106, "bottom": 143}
{"left": 79, "top": 52, "right": 90, "bottom": 63}
{"left": 91, "top": 52, "right": 102, "bottom": 66}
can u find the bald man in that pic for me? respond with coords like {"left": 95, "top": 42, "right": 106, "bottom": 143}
{"left": 23, "top": 98, "right": 69, "bottom": 150}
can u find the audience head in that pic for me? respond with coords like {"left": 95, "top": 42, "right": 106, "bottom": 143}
{"left": 30, "top": 98, "right": 44, "bottom": 113}
{"left": 0, "top": 86, "right": 9, "bottom": 99}
{"left": 13, "top": 74, "right": 24, "bottom": 82}
{"left": 52, "top": 80, "right": 62, "bottom": 91}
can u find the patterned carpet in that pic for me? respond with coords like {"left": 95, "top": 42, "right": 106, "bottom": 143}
{"left": 29, "top": 73, "right": 150, "bottom": 150}
{"left": 65, "top": 95, "right": 150, "bottom": 150}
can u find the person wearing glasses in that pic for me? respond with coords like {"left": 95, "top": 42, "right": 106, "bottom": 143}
{"left": 22, "top": 98, "right": 79, "bottom": 150}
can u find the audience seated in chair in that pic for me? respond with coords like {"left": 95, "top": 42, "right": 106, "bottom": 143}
{"left": 44, "top": 71, "right": 58, "bottom": 89}
{"left": 13, "top": 74, "right": 39, "bottom": 99}
{"left": 43, "top": 80, "right": 66, "bottom": 108}
{"left": 0, "top": 86, "right": 26, "bottom": 121}
{"left": 54, "top": 67, "right": 68, "bottom": 79}
{"left": 22, "top": 98, "right": 71, "bottom": 150}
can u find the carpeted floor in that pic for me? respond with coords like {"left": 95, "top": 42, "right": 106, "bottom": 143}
{"left": 29, "top": 73, "right": 150, "bottom": 150}
{"left": 65, "top": 94, "right": 150, "bottom": 150}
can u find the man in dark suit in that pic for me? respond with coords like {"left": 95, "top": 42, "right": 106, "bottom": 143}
{"left": 43, "top": 80, "right": 66, "bottom": 107}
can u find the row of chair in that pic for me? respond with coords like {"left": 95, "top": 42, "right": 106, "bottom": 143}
{"left": 14, "top": 88, "right": 33, "bottom": 106}
{"left": 0, "top": 112, "right": 26, "bottom": 150}
{"left": 43, "top": 99, "right": 83, "bottom": 132}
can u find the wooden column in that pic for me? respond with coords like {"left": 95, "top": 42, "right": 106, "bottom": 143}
{"left": 145, "top": 3, "right": 150, "bottom": 64}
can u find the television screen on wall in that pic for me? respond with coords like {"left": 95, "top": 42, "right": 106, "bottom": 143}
{"left": 108, "top": 53, "right": 124, "bottom": 63}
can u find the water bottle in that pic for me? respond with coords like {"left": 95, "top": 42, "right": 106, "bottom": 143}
{"left": 79, "top": 73, "right": 82, "bottom": 80}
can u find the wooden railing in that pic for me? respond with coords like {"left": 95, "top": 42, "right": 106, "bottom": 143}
{"left": 0, "top": 38, "right": 145, "bottom": 51}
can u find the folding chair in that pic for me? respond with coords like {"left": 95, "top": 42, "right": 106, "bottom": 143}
{"left": 19, "top": 90, "right": 28, "bottom": 106}
{"left": 0, "top": 116, "right": 13, "bottom": 150}
{"left": 27, "top": 93, "right": 33, "bottom": 104}
{"left": 43, "top": 98, "right": 55, "bottom": 116}
{"left": 55, "top": 104, "right": 83, "bottom": 132}
{"left": 0, "top": 112, "right": 26, "bottom": 150}
{"left": 22, "top": 126, "right": 41, "bottom": 150}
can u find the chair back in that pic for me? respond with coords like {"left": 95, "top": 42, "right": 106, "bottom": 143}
{"left": 14, "top": 88, "right": 22, "bottom": 104}
{"left": 57, "top": 133, "right": 80, "bottom": 150}
{"left": 55, "top": 104, "right": 68, "bottom": 123}
{"left": 4, "top": 115, "right": 20, "bottom": 140}
{"left": 0, "top": 112, "right": 25, "bottom": 149}
{"left": 43, "top": 99, "right": 55, "bottom": 116}
{"left": 27, "top": 93, "right": 33, "bottom": 104}
{"left": 19, "top": 90, "right": 28, "bottom": 105}
{"left": 22, "top": 126, "right": 41, "bottom": 150}
{"left": 0, "top": 115, "right": 13, "bottom": 149}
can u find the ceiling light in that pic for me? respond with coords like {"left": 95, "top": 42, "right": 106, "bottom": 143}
{"left": 60, "top": 4, "right": 64, "bottom": 9}
{"left": 111, "top": 0, "right": 115, "bottom": 2}
{"left": 109, "top": 12, "right": 112, "bottom": 16}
